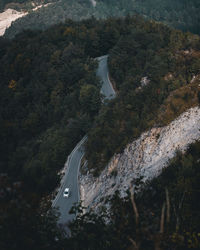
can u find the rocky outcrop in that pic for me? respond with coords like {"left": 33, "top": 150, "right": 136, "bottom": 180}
{"left": 89, "top": 0, "right": 97, "bottom": 7}
{"left": 80, "top": 106, "right": 200, "bottom": 212}
{"left": 0, "top": 9, "right": 27, "bottom": 36}
{"left": 0, "top": 4, "right": 51, "bottom": 36}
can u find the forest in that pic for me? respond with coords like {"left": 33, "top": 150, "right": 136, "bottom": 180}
{"left": 1, "top": 15, "right": 141, "bottom": 196}
{"left": 0, "top": 13, "right": 200, "bottom": 250}
{"left": 0, "top": 0, "right": 27, "bottom": 11}
{"left": 0, "top": 0, "right": 56, "bottom": 11}
{"left": 86, "top": 16, "right": 200, "bottom": 175}
{"left": 99, "top": 0, "right": 200, "bottom": 34}
{"left": 66, "top": 141, "right": 200, "bottom": 250}
{"left": 2, "top": 140, "right": 200, "bottom": 249}
{"left": 4, "top": 0, "right": 200, "bottom": 39}
{"left": 0, "top": 20, "right": 105, "bottom": 195}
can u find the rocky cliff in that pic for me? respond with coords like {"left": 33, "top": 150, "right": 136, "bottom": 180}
{"left": 0, "top": 3, "right": 51, "bottom": 36}
{"left": 79, "top": 106, "right": 200, "bottom": 212}
{"left": 0, "top": 8, "right": 27, "bottom": 36}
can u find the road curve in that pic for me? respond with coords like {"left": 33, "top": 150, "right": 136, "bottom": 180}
{"left": 52, "top": 55, "right": 116, "bottom": 227}
{"left": 52, "top": 136, "right": 87, "bottom": 225}
{"left": 97, "top": 55, "right": 116, "bottom": 100}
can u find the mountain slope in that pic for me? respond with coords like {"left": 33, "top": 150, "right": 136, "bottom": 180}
{"left": 86, "top": 17, "right": 200, "bottom": 174}
{"left": 0, "top": 0, "right": 56, "bottom": 11}
{"left": 70, "top": 140, "right": 200, "bottom": 250}
{"left": 0, "top": 20, "right": 104, "bottom": 195}
{"left": 1, "top": 13, "right": 200, "bottom": 250}
{"left": 4, "top": 0, "right": 200, "bottom": 39}
{"left": 81, "top": 106, "right": 200, "bottom": 211}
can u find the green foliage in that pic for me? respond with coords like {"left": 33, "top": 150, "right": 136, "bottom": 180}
{"left": 0, "top": 14, "right": 200, "bottom": 250}
{"left": 86, "top": 17, "right": 200, "bottom": 174}
{"left": 0, "top": 175, "right": 65, "bottom": 250}
{"left": 79, "top": 84, "right": 101, "bottom": 116}
{"left": 67, "top": 204, "right": 116, "bottom": 250}
{"left": 4, "top": 0, "right": 200, "bottom": 39}
{"left": 66, "top": 141, "right": 200, "bottom": 250}
{"left": 0, "top": 20, "right": 103, "bottom": 195}
{"left": 0, "top": 0, "right": 27, "bottom": 11}
{"left": 0, "top": 0, "right": 58, "bottom": 12}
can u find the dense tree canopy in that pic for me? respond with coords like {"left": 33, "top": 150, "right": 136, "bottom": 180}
{"left": 1, "top": 14, "right": 200, "bottom": 250}
{"left": 99, "top": 0, "right": 200, "bottom": 34}
{"left": 0, "top": 0, "right": 56, "bottom": 12}
{"left": 2, "top": 141, "right": 200, "bottom": 249}
{"left": 4, "top": 0, "right": 200, "bottom": 39}
{"left": 0, "top": 174, "right": 65, "bottom": 250}
{"left": 0, "top": 19, "right": 108, "bottom": 195}
{"left": 85, "top": 16, "right": 200, "bottom": 175}
{"left": 0, "top": 0, "right": 27, "bottom": 11}
{"left": 65, "top": 141, "right": 200, "bottom": 250}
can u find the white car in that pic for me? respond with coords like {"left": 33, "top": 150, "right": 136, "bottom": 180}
{"left": 63, "top": 188, "right": 70, "bottom": 198}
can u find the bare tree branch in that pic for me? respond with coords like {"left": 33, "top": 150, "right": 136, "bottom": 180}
{"left": 128, "top": 237, "right": 139, "bottom": 250}
{"left": 176, "top": 191, "right": 186, "bottom": 230}
{"left": 130, "top": 186, "right": 139, "bottom": 226}
{"left": 160, "top": 202, "right": 166, "bottom": 234}
{"left": 165, "top": 188, "right": 170, "bottom": 224}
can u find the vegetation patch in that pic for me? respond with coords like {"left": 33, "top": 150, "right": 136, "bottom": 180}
{"left": 4, "top": 0, "right": 200, "bottom": 39}
{"left": 67, "top": 141, "right": 200, "bottom": 250}
{"left": 86, "top": 18, "right": 200, "bottom": 175}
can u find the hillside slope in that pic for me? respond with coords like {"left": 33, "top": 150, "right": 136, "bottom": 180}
{"left": 86, "top": 17, "right": 200, "bottom": 175}
{"left": 4, "top": 0, "right": 200, "bottom": 38}
{"left": 1, "top": 14, "right": 200, "bottom": 250}
{"left": 0, "top": 8, "right": 27, "bottom": 36}
{"left": 70, "top": 139, "right": 200, "bottom": 249}
{"left": 80, "top": 106, "right": 200, "bottom": 212}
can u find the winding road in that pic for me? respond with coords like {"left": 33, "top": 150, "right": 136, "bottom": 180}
{"left": 52, "top": 55, "right": 116, "bottom": 227}
{"left": 97, "top": 55, "right": 116, "bottom": 100}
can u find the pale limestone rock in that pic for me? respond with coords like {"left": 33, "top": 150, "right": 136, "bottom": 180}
{"left": 80, "top": 106, "right": 200, "bottom": 213}
{"left": 0, "top": 9, "right": 27, "bottom": 36}
{"left": 90, "top": 0, "right": 97, "bottom": 7}
{"left": 140, "top": 76, "right": 150, "bottom": 87}
{"left": 0, "top": 4, "right": 52, "bottom": 36}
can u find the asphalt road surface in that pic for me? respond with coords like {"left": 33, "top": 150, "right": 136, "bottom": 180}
{"left": 52, "top": 137, "right": 86, "bottom": 227}
{"left": 97, "top": 55, "right": 116, "bottom": 100}
{"left": 52, "top": 55, "right": 116, "bottom": 228}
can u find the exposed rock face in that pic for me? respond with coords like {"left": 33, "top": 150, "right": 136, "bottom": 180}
{"left": 89, "top": 0, "right": 97, "bottom": 7}
{"left": 0, "top": 9, "right": 27, "bottom": 36}
{"left": 80, "top": 106, "right": 200, "bottom": 212}
{"left": 0, "top": 4, "right": 51, "bottom": 36}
